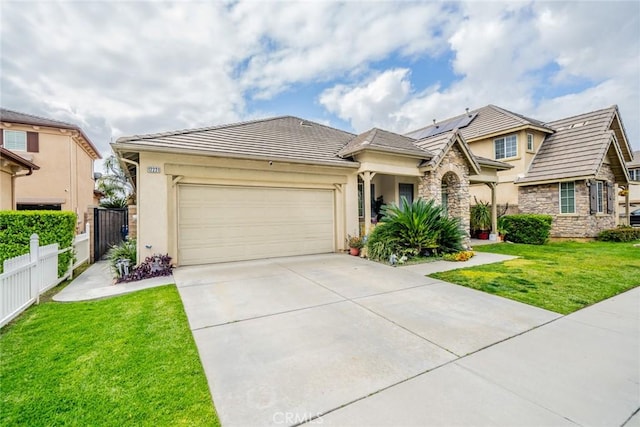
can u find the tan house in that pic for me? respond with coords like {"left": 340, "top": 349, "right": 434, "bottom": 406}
{"left": 0, "top": 147, "right": 40, "bottom": 210}
{"left": 620, "top": 151, "right": 640, "bottom": 221}
{"left": 0, "top": 108, "right": 101, "bottom": 231}
{"left": 112, "top": 117, "right": 509, "bottom": 266}
{"left": 408, "top": 105, "right": 634, "bottom": 238}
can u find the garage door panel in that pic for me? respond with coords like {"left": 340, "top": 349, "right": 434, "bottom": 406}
{"left": 178, "top": 185, "right": 335, "bottom": 265}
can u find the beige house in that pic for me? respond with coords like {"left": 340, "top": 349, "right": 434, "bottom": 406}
{"left": 0, "top": 108, "right": 101, "bottom": 231}
{"left": 113, "top": 117, "right": 509, "bottom": 266}
{"left": 0, "top": 147, "right": 40, "bottom": 210}
{"left": 620, "top": 151, "right": 640, "bottom": 220}
{"left": 408, "top": 105, "right": 634, "bottom": 238}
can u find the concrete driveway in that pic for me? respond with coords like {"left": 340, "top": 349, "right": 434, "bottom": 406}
{"left": 173, "top": 254, "right": 639, "bottom": 426}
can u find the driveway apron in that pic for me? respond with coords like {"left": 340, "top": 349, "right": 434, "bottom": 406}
{"left": 173, "top": 254, "right": 576, "bottom": 426}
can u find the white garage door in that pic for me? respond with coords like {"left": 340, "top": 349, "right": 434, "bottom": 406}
{"left": 178, "top": 185, "right": 335, "bottom": 265}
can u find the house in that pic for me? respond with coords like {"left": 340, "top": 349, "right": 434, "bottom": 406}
{"left": 112, "top": 117, "right": 509, "bottom": 266}
{"left": 408, "top": 105, "right": 634, "bottom": 238}
{"left": 0, "top": 108, "right": 102, "bottom": 231}
{"left": 0, "top": 147, "right": 40, "bottom": 210}
{"left": 620, "top": 150, "right": 640, "bottom": 223}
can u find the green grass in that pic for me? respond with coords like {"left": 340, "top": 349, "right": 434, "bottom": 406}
{"left": 1, "top": 285, "right": 219, "bottom": 426}
{"left": 431, "top": 241, "right": 640, "bottom": 314}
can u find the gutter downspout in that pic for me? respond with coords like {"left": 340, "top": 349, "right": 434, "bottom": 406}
{"left": 120, "top": 158, "right": 140, "bottom": 265}
{"left": 12, "top": 168, "right": 34, "bottom": 209}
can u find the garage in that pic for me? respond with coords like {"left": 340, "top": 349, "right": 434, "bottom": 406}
{"left": 178, "top": 184, "right": 335, "bottom": 265}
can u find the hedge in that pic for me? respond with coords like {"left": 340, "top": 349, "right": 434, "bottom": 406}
{"left": 0, "top": 211, "right": 77, "bottom": 277}
{"left": 597, "top": 226, "right": 640, "bottom": 242}
{"left": 499, "top": 214, "right": 552, "bottom": 245}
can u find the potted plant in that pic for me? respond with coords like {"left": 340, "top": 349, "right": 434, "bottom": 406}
{"left": 470, "top": 199, "right": 491, "bottom": 239}
{"left": 347, "top": 235, "right": 364, "bottom": 256}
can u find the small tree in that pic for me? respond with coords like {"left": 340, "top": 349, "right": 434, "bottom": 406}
{"left": 96, "top": 155, "right": 134, "bottom": 208}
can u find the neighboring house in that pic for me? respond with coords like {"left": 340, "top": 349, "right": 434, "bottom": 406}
{"left": 620, "top": 151, "right": 640, "bottom": 221}
{"left": 0, "top": 147, "right": 40, "bottom": 210}
{"left": 112, "top": 117, "right": 510, "bottom": 266}
{"left": 0, "top": 108, "right": 101, "bottom": 231}
{"left": 407, "top": 105, "right": 633, "bottom": 238}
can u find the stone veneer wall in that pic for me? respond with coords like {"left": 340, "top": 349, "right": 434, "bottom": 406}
{"left": 518, "top": 163, "right": 617, "bottom": 238}
{"left": 418, "top": 144, "right": 471, "bottom": 245}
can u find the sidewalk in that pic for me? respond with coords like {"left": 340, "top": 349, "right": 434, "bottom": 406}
{"left": 53, "top": 261, "right": 174, "bottom": 302}
{"left": 320, "top": 286, "right": 640, "bottom": 426}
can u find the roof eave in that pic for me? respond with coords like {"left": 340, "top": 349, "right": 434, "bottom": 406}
{"left": 515, "top": 175, "right": 594, "bottom": 186}
{"left": 341, "top": 145, "right": 432, "bottom": 160}
{"left": 464, "top": 124, "right": 554, "bottom": 143}
{"left": 111, "top": 142, "right": 360, "bottom": 169}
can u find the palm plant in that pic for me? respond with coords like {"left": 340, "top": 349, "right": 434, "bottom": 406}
{"left": 96, "top": 155, "right": 134, "bottom": 208}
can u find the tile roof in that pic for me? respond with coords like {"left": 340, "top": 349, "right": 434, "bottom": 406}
{"left": 517, "top": 106, "right": 628, "bottom": 184}
{"left": 406, "top": 105, "right": 554, "bottom": 141}
{"left": 0, "top": 147, "right": 40, "bottom": 170}
{"left": 115, "top": 116, "right": 358, "bottom": 167}
{"left": 0, "top": 108, "right": 101, "bottom": 159}
{"left": 337, "top": 128, "right": 432, "bottom": 158}
{"left": 414, "top": 131, "right": 481, "bottom": 174}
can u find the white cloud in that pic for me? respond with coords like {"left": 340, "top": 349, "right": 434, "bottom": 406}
{"left": 320, "top": 69, "right": 414, "bottom": 132}
{"left": 318, "top": 1, "right": 640, "bottom": 147}
{"left": 1, "top": 0, "right": 638, "bottom": 160}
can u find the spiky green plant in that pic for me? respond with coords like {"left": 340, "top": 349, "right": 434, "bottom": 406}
{"left": 366, "top": 197, "right": 464, "bottom": 261}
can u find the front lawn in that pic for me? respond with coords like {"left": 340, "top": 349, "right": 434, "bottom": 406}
{"left": 431, "top": 241, "right": 640, "bottom": 314}
{"left": 0, "top": 285, "right": 219, "bottom": 426}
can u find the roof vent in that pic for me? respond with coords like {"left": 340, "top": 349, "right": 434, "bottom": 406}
{"left": 300, "top": 120, "right": 313, "bottom": 127}
{"left": 569, "top": 120, "right": 589, "bottom": 129}
{"left": 433, "top": 119, "right": 438, "bottom": 128}
{"left": 466, "top": 107, "right": 471, "bottom": 117}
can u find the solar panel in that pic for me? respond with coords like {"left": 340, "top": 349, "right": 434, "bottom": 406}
{"left": 407, "top": 112, "right": 477, "bottom": 140}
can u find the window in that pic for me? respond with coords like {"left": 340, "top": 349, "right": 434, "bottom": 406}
{"left": 560, "top": 182, "right": 575, "bottom": 213}
{"left": 630, "top": 168, "right": 640, "bottom": 181}
{"left": 399, "top": 183, "right": 414, "bottom": 204}
{"left": 357, "top": 182, "right": 375, "bottom": 218}
{"left": 527, "top": 133, "right": 534, "bottom": 151}
{"left": 494, "top": 134, "right": 517, "bottom": 159}
{"left": 17, "top": 204, "right": 61, "bottom": 211}
{"left": 441, "top": 183, "right": 448, "bottom": 216}
{"left": 596, "top": 181, "right": 604, "bottom": 213}
{"left": 3, "top": 130, "right": 27, "bottom": 151}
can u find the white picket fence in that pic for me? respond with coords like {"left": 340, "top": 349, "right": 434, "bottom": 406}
{"left": 0, "top": 225, "right": 91, "bottom": 327}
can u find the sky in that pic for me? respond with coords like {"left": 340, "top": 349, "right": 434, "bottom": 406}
{"left": 1, "top": 0, "right": 639, "bottom": 170}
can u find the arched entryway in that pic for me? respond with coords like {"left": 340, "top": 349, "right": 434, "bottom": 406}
{"left": 441, "top": 171, "right": 463, "bottom": 220}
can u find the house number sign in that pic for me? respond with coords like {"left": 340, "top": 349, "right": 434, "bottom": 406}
{"left": 147, "top": 166, "right": 161, "bottom": 173}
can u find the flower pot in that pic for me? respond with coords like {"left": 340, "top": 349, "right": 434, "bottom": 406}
{"left": 478, "top": 231, "right": 490, "bottom": 240}
{"left": 349, "top": 247, "right": 360, "bottom": 256}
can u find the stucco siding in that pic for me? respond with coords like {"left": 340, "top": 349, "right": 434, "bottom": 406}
{"left": 0, "top": 169, "right": 12, "bottom": 209}
{"left": 135, "top": 151, "right": 357, "bottom": 265}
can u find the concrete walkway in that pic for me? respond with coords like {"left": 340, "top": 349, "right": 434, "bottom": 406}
{"left": 53, "top": 260, "right": 174, "bottom": 302}
{"left": 52, "top": 252, "right": 509, "bottom": 302}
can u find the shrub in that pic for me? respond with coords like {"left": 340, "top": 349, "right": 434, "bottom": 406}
{"left": 366, "top": 197, "right": 464, "bottom": 261}
{"left": 118, "top": 254, "right": 173, "bottom": 283}
{"left": 0, "top": 211, "right": 76, "bottom": 277}
{"left": 597, "top": 226, "right": 640, "bottom": 242}
{"left": 500, "top": 214, "right": 552, "bottom": 245}
{"left": 107, "top": 239, "right": 137, "bottom": 277}
{"left": 442, "top": 251, "right": 475, "bottom": 262}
